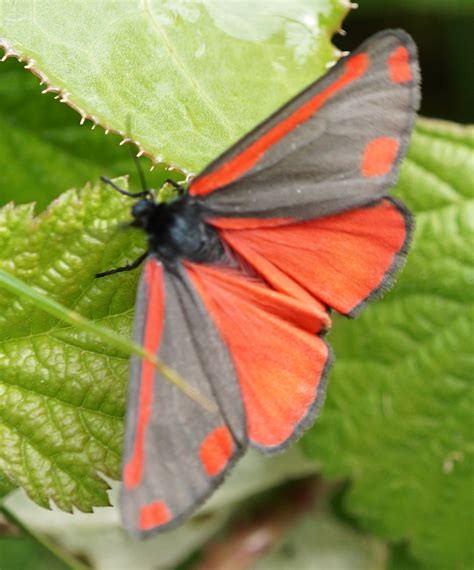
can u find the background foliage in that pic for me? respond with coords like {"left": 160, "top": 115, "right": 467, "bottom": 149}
{"left": 0, "top": 1, "right": 472, "bottom": 569}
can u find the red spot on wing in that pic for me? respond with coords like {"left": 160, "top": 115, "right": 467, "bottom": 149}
{"left": 199, "top": 426, "right": 234, "bottom": 477}
{"left": 388, "top": 46, "right": 412, "bottom": 83}
{"left": 123, "top": 260, "right": 165, "bottom": 489}
{"left": 361, "top": 137, "right": 399, "bottom": 177}
{"left": 217, "top": 200, "right": 408, "bottom": 316}
{"left": 186, "top": 264, "right": 330, "bottom": 449}
{"left": 139, "top": 500, "right": 171, "bottom": 530}
{"left": 190, "top": 53, "right": 370, "bottom": 197}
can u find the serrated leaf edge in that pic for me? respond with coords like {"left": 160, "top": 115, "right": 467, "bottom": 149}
{"left": 0, "top": 37, "right": 188, "bottom": 177}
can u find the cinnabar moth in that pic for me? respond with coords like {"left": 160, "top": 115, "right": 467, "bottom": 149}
{"left": 97, "top": 29, "right": 420, "bottom": 538}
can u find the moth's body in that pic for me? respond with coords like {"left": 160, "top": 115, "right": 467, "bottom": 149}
{"left": 132, "top": 195, "right": 225, "bottom": 265}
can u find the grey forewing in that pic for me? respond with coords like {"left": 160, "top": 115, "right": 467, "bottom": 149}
{"left": 198, "top": 30, "right": 420, "bottom": 220}
{"left": 122, "top": 262, "right": 247, "bottom": 537}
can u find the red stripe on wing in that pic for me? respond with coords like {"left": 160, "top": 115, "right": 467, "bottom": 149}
{"left": 208, "top": 217, "right": 292, "bottom": 230}
{"left": 124, "top": 260, "right": 165, "bottom": 489}
{"left": 215, "top": 199, "right": 410, "bottom": 317}
{"left": 190, "top": 53, "right": 370, "bottom": 197}
{"left": 186, "top": 263, "right": 330, "bottom": 450}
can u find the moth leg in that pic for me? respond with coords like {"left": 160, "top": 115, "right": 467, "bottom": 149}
{"left": 96, "top": 251, "right": 149, "bottom": 278}
{"left": 163, "top": 178, "right": 185, "bottom": 195}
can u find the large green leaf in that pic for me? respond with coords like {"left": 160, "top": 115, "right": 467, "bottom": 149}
{"left": 0, "top": 180, "right": 143, "bottom": 509}
{"left": 302, "top": 119, "right": 474, "bottom": 569}
{"left": 0, "top": 0, "right": 348, "bottom": 173}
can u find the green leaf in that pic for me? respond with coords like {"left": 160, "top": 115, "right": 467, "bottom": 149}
{"left": 302, "top": 119, "right": 474, "bottom": 569}
{"left": 0, "top": 536, "right": 68, "bottom": 570}
{"left": 0, "top": 180, "right": 144, "bottom": 512}
{"left": 0, "top": 505, "right": 85, "bottom": 570}
{"left": 389, "top": 543, "right": 425, "bottom": 570}
{"left": 0, "top": 471, "right": 14, "bottom": 498}
{"left": 0, "top": 0, "right": 348, "bottom": 172}
{"left": 0, "top": 56, "right": 181, "bottom": 212}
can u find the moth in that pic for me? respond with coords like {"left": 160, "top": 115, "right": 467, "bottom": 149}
{"left": 98, "top": 29, "right": 420, "bottom": 537}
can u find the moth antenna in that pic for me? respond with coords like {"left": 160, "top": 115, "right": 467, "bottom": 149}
{"left": 128, "top": 143, "right": 149, "bottom": 194}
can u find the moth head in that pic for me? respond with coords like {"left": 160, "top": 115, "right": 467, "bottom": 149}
{"left": 131, "top": 199, "right": 156, "bottom": 229}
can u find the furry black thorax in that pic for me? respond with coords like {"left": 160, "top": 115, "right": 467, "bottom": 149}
{"left": 131, "top": 194, "right": 226, "bottom": 265}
